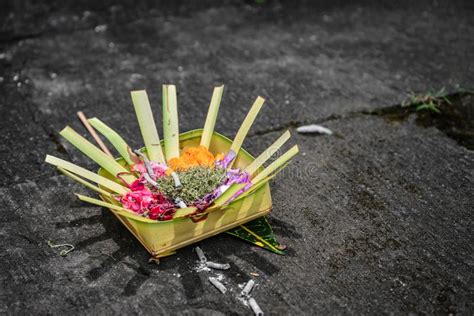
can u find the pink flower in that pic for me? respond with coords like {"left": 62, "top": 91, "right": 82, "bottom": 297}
{"left": 130, "top": 162, "right": 167, "bottom": 179}
{"left": 129, "top": 177, "right": 146, "bottom": 191}
{"left": 120, "top": 188, "right": 154, "bottom": 213}
{"left": 151, "top": 163, "right": 167, "bottom": 178}
{"left": 148, "top": 205, "right": 175, "bottom": 221}
{"left": 130, "top": 163, "right": 147, "bottom": 174}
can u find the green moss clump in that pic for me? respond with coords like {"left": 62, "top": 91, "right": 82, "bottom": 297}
{"left": 155, "top": 166, "right": 226, "bottom": 205}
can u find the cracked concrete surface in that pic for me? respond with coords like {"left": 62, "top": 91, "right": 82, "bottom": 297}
{"left": 1, "top": 0, "right": 473, "bottom": 314}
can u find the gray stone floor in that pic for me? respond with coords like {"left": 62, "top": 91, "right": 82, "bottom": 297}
{"left": 1, "top": 1, "right": 473, "bottom": 314}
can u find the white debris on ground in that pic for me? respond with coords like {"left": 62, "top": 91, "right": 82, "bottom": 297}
{"left": 193, "top": 246, "right": 264, "bottom": 315}
{"left": 205, "top": 261, "right": 231, "bottom": 270}
{"left": 238, "top": 279, "right": 263, "bottom": 315}
{"left": 193, "top": 263, "right": 211, "bottom": 272}
{"left": 241, "top": 279, "right": 255, "bottom": 297}
{"left": 209, "top": 276, "right": 227, "bottom": 294}
{"left": 193, "top": 246, "right": 230, "bottom": 272}
{"left": 296, "top": 124, "right": 333, "bottom": 135}
{"left": 248, "top": 297, "right": 264, "bottom": 316}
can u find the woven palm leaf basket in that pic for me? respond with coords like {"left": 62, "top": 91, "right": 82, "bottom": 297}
{"left": 45, "top": 85, "right": 298, "bottom": 262}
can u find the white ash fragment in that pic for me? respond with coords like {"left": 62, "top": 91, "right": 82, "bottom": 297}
{"left": 241, "top": 279, "right": 255, "bottom": 297}
{"left": 195, "top": 246, "right": 207, "bottom": 263}
{"left": 208, "top": 277, "right": 227, "bottom": 294}
{"left": 237, "top": 295, "right": 249, "bottom": 307}
{"left": 171, "top": 172, "right": 182, "bottom": 189}
{"left": 248, "top": 297, "right": 264, "bottom": 316}
{"left": 205, "top": 261, "right": 230, "bottom": 270}
{"left": 174, "top": 197, "right": 187, "bottom": 209}
{"left": 193, "top": 264, "right": 211, "bottom": 272}
{"left": 296, "top": 124, "right": 333, "bottom": 135}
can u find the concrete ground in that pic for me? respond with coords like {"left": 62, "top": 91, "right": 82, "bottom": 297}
{"left": 1, "top": 0, "right": 473, "bottom": 314}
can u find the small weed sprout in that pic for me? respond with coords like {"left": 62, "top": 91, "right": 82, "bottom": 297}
{"left": 402, "top": 87, "right": 451, "bottom": 113}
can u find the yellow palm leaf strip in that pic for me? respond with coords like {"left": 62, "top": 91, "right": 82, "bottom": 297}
{"left": 206, "top": 183, "right": 247, "bottom": 211}
{"left": 131, "top": 90, "right": 165, "bottom": 163}
{"left": 251, "top": 145, "right": 299, "bottom": 184}
{"left": 45, "top": 155, "right": 129, "bottom": 195}
{"left": 88, "top": 117, "right": 138, "bottom": 165}
{"left": 162, "top": 84, "right": 180, "bottom": 160}
{"left": 173, "top": 206, "right": 199, "bottom": 218}
{"left": 58, "top": 167, "right": 112, "bottom": 198}
{"left": 245, "top": 130, "right": 291, "bottom": 177}
{"left": 200, "top": 85, "right": 224, "bottom": 148}
{"left": 75, "top": 194, "right": 156, "bottom": 223}
{"left": 77, "top": 111, "right": 113, "bottom": 157}
{"left": 233, "top": 162, "right": 290, "bottom": 203}
{"left": 59, "top": 126, "right": 136, "bottom": 184}
{"left": 228, "top": 96, "right": 265, "bottom": 168}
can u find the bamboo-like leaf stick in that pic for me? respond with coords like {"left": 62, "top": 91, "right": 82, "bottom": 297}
{"left": 251, "top": 145, "right": 299, "bottom": 184}
{"left": 245, "top": 130, "right": 291, "bottom": 177}
{"left": 131, "top": 90, "right": 165, "bottom": 163}
{"left": 58, "top": 167, "right": 112, "bottom": 197}
{"left": 162, "top": 84, "right": 180, "bottom": 160}
{"left": 45, "top": 155, "right": 129, "bottom": 195}
{"left": 233, "top": 162, "right": 290, "bottom": 203}
{"left": 206, "top": 183, "right": 247, "bottom": 210}
{"left": 75, "top": 194, "right": 142, "bottom": 217}
{"left": 77, "top": 111, "right": 113, "bottom": 157}
{"left": 200, "top": 85, "right": 224, "bottom": 148}
{"left": 88, "top": 117, "right": 138, "bottom": 165}
{"left": 60, "top": 126, "right": 136, "bottom": 184}
{"left": 228, "top": 96, "right": 265, "bottom": 168}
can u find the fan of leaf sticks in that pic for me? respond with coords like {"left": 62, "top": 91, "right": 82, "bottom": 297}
{"left": 45, "top": 85, "right": 299, "bottom": 261}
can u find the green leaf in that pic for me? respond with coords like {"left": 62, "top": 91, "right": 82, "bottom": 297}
{"left": 225, "top": 216, "right": 287, "bottom": 255}
{"left": 228, "top": 96, "right": 265, "bottom": 168}
{"left": 245, "top": 130, "right": 291, "bottom": 177}
{"left": 206, "top": 183, "right": 247, "bottom": 211}
{"left": 88, "top": 117, "right": 138, "bottom": 165}
{"left": 252, "top": 144, "right": 299, "bottom": 184}
{"left": 58, "top": 167, "right": 113, "bottom": 197}
{"left": 232, "top": 161, "right": 289, "bottom": 203}
{"left": 416, "top": 103, "right": 441, "bottom": 113}
{"left": 162, "top": 84, "right": 180, "bottom": 160}
{"left": 58, "top": 127, "right": 136, "bottom": 184}
{"left": 131, "top": 90, "right": 166, "bottom": 163}
{"left": 45, "top": 155, "right": 129, "bottom": 195}
{"left": 200, "top": 85, "right": 224, "bottom": 148}
{"left": 75, "top": 194, "right": 155, "bottom": 222}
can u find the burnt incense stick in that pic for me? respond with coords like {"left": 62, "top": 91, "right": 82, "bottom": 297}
{"left": 208, "top": 277, "right": 227, "bottom": 294}
{"left": 248, "top": 297, "right": 263, "bottom": 316}
{"left": 241, "top": 279, "right": 255, "bottom": 297}
{"left": 170, "top": 171, "right": 182, "bottom": 189}
{"left": 77, "top": 111, "right": 113, "bottom": 157}
{"left": 205, "top": 261, "right": 230, "bottom": 270}
{"left": 143, "top": 173, "right": 159, "bottom": 187}
{"left": 195, "top": 246, "right": 207, "bottom": 263}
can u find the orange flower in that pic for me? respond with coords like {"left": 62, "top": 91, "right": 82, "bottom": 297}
{"left": 168, "top": 146, "right": 216, "bottom": 171}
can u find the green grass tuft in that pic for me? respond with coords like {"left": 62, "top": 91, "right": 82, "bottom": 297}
{"left": 402, "top": 87, "right": 451, "bottom": 113}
